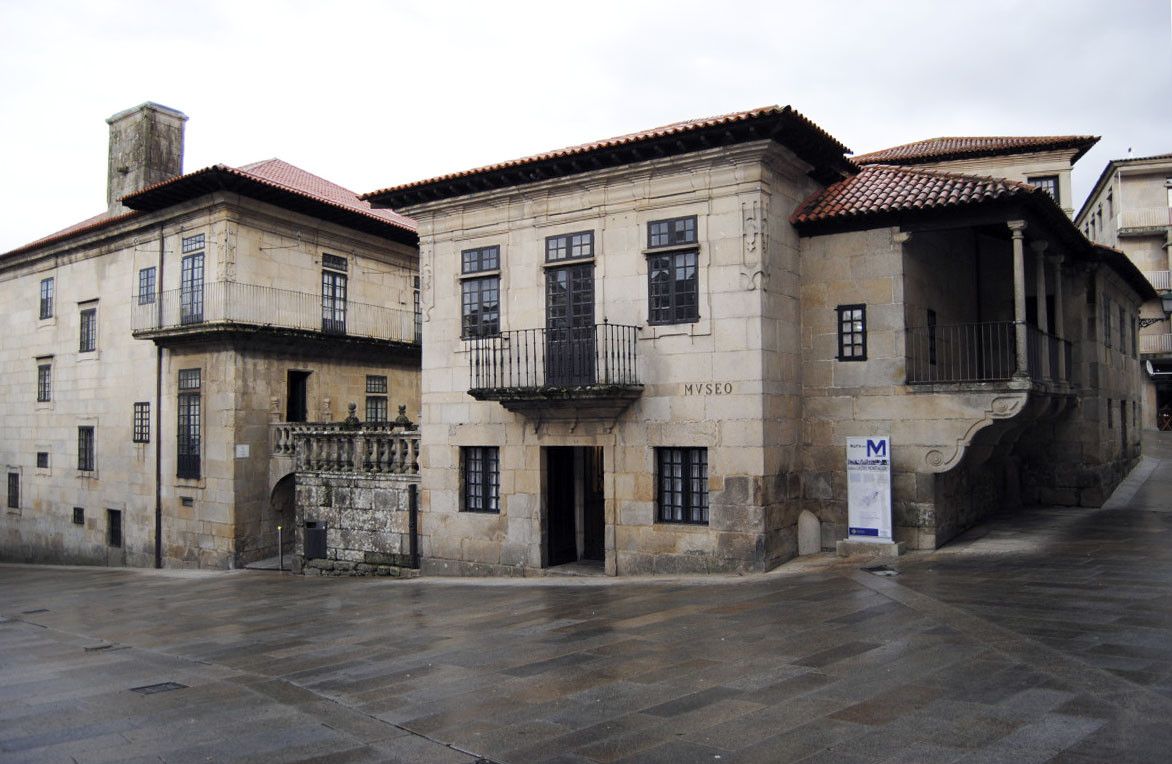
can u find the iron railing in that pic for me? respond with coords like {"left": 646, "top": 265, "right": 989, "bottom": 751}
{"left": 467, "top": 322, "right": 640, "bottom": 391}
{"left": 1141, "top": 333, "right": 1172, "bottom": 355}
{"left": 906, "top": 321, "right": 1070, "bottom": 385}
{"left": 132, "top": 281, "right": 418, "bottom": 344}
{"left": 1144, "top": 270, "right": 1171, "bottom": 291}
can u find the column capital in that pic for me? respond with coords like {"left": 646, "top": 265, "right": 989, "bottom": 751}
{"left": 1007, "top": 219, "right": 1028, "bottom": 236}
{"left": 1029, "top": 239, "right": 1049, "bottom": 255}
{"left": 892, "top": 231, "right": 913, "bottom": 244}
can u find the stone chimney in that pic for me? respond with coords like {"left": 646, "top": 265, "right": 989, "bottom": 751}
{"left": 106, "top": 102, "right": 188, "bottom": 211}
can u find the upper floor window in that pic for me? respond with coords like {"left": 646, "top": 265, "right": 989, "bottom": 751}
{"left": 462, "top": 246, "right": 499, "bottom": 274}
{"left": 1106, "top": 190, "right": 1114, "bottom": 217}
{"left": 648, "top": 216, "right": 697, "bottom": 248}
{"left": 78, "top": 426, "right": 95, "bottom": 471}
{"left": 1102, "top": 297, "right": 1112, "bottom": 348}
{"left": 138, "top": 267, "right": 157, "bottom": 305}
{"left": 181, "top": 233, "right": 205, "bottom": 253}
{"left": 837, "top": 304, "right": 867, "bottom": 361}
{"left": 37, "top": 363, "right": 51, "bottom": 402}
{"left": 413, "top": 275, "right": 422, "bottom": 343}
{"left": 39, "top": 277, "right": 54, "bottom": 319}
{"left": 321, "top": 269, "right": 347, "bottom": 335}
{"left": 133, "top": 402, "right": 151, "bottom": 443}
{"left": 1027, "top": 176, "right": 1059, "bottom": 205}
{"left": 365, "top": 375, "right": 388, "bottom": 423}
{"left": 462, "top": 277, "right": 500, "bottom": 337}
{"left": 648, "top": 251, "right": 699, "bottom": 325}
{"left": 1119, "top": 306, "right": 1127, "bottom": 352}
{"left": 79, "top": 306, "right": 97, "bottom": 352}
{"left": 546, "top": 231, "right": 594, "bottom": 262}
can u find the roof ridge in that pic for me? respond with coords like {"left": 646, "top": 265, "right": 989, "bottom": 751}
{"left": 861, "top": 163, "right": 1039, "bottom": 190}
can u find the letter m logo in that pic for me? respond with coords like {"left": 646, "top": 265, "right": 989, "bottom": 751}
{"left": 866, "top": 439, "right": 887, "bottom": 457}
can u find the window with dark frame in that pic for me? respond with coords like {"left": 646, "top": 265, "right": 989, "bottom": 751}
{"left": 36, "top": 452, "right": 49, "bottom": 469}
{"left": 37, "top": 363, "right": 51, "bottom": 402}
{"left": 837, "top": 304, "right": 867, "bottom": 361}
{"left": 321, "top": 269, "right": 347, "bottom": 335}
{"left": 322, "top": 253, "right": 348, "bottom": 272}
{"left": 648, "top": 250, "right": 698, "bottom": 324}
{"left": 39, "top": 277, "right": 54, "bottom": 319}
{"left": 177, "top": 369, "right": 201, "bottom": 479}
{"left": 648, "top": 216, "right": 697, "bottom": 248}
{"left": 462, "top": 446, "right": 499, "bottom": 513}
{"left": 546, "top": 231, "right": 594, "bottom": 262}
{"left": 1027, "top": 175, "right": 1060, "bottom": 205}
{"left": 181, "top": 233, "right": 205, "bottom": 253}
{"left": 413, "top": 275, "right": 422, "bottom": 343}
{"left": 72, "top": 507, "right": 84, "bottom": 525}
{"left": 79, "top": 307, "right": 97, "bottom": 352}
{"left": 656, "top": 447, "right": 708, "bottom": 525}
{"left": 133, "top": 402, "right": 151, "bottom": 443}
{"left": 461, "top": 246, "right": 499, "bottom": 274}
{"left": 78, "top": 426, "right": 95, "bottom": 471}
{"left": 138, "top": 267, "right": 157, "bottom": 305}
{"left": 1118, "top": 306, "right": 1126, "bottom": 352}
{"left": 462, "top": 277, "right": 500, "bottom": 337}
{"left": 927, "top": 309, "right": 938, "bottom": 366}
{"left": 365, "top": 375, "right": 388, "bottom": 423}
{"left": 6, "top": 473, "right": 17, "bottom": 510}
{"left": 107, "top": 509, "right": 122, "bottom": 548}
{"left": 1107, "top": 399, "right": 1113, "bottom": 429}
{"left": 1102, "top": 297, "right": 1112, "bottom": 348}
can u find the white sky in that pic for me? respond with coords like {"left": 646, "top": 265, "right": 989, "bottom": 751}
{"left": 1, "top": 0, "right": 1169, "bottom": 253}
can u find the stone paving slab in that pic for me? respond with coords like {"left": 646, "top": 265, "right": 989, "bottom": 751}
{"left": 2, "top": 432, "right": 1171, "bottom": 763}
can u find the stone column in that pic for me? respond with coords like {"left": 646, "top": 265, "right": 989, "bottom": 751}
{"left": 1032, "top": 240, "right": 1050, "bottom": 380}
{"left": 1049, "top": 254, "right": 1066, "bottom": 382}
{"left": 1009, "top": 221, "right": 1029, "bottom": 378}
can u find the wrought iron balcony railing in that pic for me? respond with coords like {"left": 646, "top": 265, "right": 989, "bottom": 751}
{"left": 1141, "top": 333, "right": 1172, "bottom": 355}
{"left": 906, "top": 321, "right": 1071, "bottom": 385}
{"left": 467, "top": 322, "right": 640, "bottom": 392}
{"left": 132, "top": 281, "right": 419, "bottom": 344}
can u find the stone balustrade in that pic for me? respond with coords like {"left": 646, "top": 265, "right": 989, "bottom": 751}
{"left": 282, "top": 425, "right": 419, "bottom": 475}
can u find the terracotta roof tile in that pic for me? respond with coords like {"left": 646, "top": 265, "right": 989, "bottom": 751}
{"left": 364, "top": 105, "right": 852, "bottom": 204}
{"left": 853, "top": 135, "right": 1099, "bottom": 166}
{"left": 790, "top": 165, "right": 1039, "bottom": 226}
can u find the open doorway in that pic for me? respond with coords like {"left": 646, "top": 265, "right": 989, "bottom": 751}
{"left": 546, "top": 446, "right": 605, "bottom": 568}
{"left": 286, "top": 370, "right": 310, "bottom": 422}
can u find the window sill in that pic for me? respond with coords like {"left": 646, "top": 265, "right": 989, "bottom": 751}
{"left": 640, "top": 319, "right": 710, "bottom": 340}
{"left": 642, "top": 243, "right": 698, "bottom": 256}
{"left": 78, "top": 351, "right": 101, "bottom": 362}
{"left": 459, "top": 269, "right": 500, "bottom": 281}
{"left": 76, "top": 470, "right": 99, "bottom": 481}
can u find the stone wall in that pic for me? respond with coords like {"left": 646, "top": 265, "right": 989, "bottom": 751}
{"left": 294, "top": 472, "right": 419, "bottom": 576}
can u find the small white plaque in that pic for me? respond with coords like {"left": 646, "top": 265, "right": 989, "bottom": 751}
{"left": 235, "top": 444, "right": 250, "bottom": 459}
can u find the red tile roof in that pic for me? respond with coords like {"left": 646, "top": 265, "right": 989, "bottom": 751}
{"left": 365, "top": 105, "right": 854, "bottom": 207}
{"left": 853, "top": 135, "right": 1099, "bottom": 166}
{"left": 790, "top": 164, "right": 1040, "bottom": 226}
{"left": 7, "top": 209, "right": 142, "bottom": 255}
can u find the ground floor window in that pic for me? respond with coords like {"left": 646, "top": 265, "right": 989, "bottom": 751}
{"left": 657, "top": 447, "right": 708, "bottom": 524}
{"left": 462, "top": 446, "right": 499, "bottom": 513}
{"left": 6, "top": 472, "right": 18, "bottom": 510}
{"left": 107, "top": 509, "right": 122, "bottom": 547}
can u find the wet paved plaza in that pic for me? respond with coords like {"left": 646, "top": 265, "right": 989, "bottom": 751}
{"left": 2, "top": 434, "right": 1171, "bottom": 763}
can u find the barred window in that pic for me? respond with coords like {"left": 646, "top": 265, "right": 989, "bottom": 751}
{"left": 366, "top": 375, "right": 388, "bottom": 394}
{"left": 462, "top": 276, "right": 500, "bottom": 337}
{"left": 78, "top": 426, "right": 95, "bottom": 471}
{"left": 546, "top": 231, "right": 594, "bottom": 262}
{"left": 79, "top": 307, "right": 97, "bottom": 352}
{"left": 107, "top": 509, "right": 122, "bottom": 548}
{"left": 39, "top": 277, "right": 54, "bottom": 319}
{"left": 72, "top": 507, "right": 84, "bottom": 525}
{"left": 177, "top": 370, "right": 201, "bottom": 479}
{"left": 837, "top": 304, "right": 867, "bottom": 361}
{"left": 37, "top": 363, "right": 51, "bottom": 402}
{"left": 133, "top": 402, "right": 151, "bottom": 443}
{"left": 36, "top": 452, "right": 49, "bottom": 469}
{"left": 6, "top": 472, "right": 18, "bottom": 510}
{"left": 461, "top": 246, "right": 499, "bottom": 274}
{"left": 138, "top": 267, "right": 156, "bottom": 305}
{"left": 648, "top": 250, "right": 698, "bottom": 324}
{"left": 657, "top": 447, "right": 708, "bottom": 524}
{"left": 648, "top": 216, "right": 697, "bottom": 248}
{"left": 462, "top": 446, "right": 499, "bottom": 513}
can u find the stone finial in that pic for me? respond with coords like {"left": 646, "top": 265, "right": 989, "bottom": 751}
{"left": 393, "top": 405, "right": 415, "bottom": 430}
{"left": 341, "top": 402, "right": 361, "bottom": 430}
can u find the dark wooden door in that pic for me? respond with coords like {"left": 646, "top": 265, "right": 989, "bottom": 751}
{"left": 546, "top": 264, "right": 594, "bottom": 386}
{"left": 583, "top": 447, "right": 604, "bottom": 561}
{"left": 547, "top": 447, "right": 577, "bottom": 566}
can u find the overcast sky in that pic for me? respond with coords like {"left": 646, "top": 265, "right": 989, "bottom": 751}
{"left": 1, "top": 0, "right": 1169, "bottom": 252}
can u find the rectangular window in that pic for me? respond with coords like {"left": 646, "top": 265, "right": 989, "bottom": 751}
{"left": 39, "top": 277, "right": 54, "bottom": 319}
{"left": 462, "top": 276, "right": 500, "bottom": 337}
{"left": 1119, "top": 306, "right": 1126, "bottom": 352}
{"left": 413, "top": 275, "right": 422, "bottom": 343}
{"left": 72, "top": 507, "right": 84, "bottom": 525}
{"left": 321, "top": 270, "right": 347, "bottom": 334}
{"left": 1107, "top": 190, "right": 1114, "bottom": 217}
{"left": 180, "top": 253, "right": 204, "bottom": 324}
{"left": 365, "top": 396, "right": 388, "bottom": 423}
{"left": 546, "top": 231, "right": 594, "bottom": 262}
{"left": 648, "top": 250, "right": 699, "bottom": 324}
{"left": 181, "top": 233, "right": 205, "bottom": 253}
{"left": 1107, "top": 399, "right": 1113, "bottom": 429}
{"left": 1027, "top": 175, "right": 1059, "bottom": 205}
{"left": 37, "top": 363, "right": 51, "bottom": 402}
{"left": 322, "top": 253, "right": 348, "bottom": 272}
{"left": 78, "top": 426, "right": 95, "bottom": 471}
{"left": 177, "top": 369, "right": 201, "bottom": 479}
{"left": 79, "top": 307, "right": 97, "bottom": 352}
{"left": 365, "top": 375, "right": 388, "bottom": 394}
{"left": 648, "top": 216, "right": 697, "bottom": 248}
{"left": 837, "top": 304, "right": 867, "bottom": 361}
{"left": 137, "top": 267, "right": 157, "bottom": 305}
{"left": 36, "top": 452, "right": 49, "bottom": 469}
{"left": 927, "top": 309, "right": 938, "bottom": 366}
{"left": 107, "top": 509, "right": 122, "bottom": 548}
{"left": 133, "top": 402, "right": 151, "bottom": 443}
{"left": 462, "top": 446, "right": 499, "bottom": 513}
{"left": 1102, "top": 297, "right": 1112, "bottom": 348}
{"left": 657, "top": 447, "right": 708, "bottom": 524}
{"left": 461, "top": 246, "right": 499, "bottom": 274}
{"left": 6, "top": 473, "right": 18, "bottom": 510}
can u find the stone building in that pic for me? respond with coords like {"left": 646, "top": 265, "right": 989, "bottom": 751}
{"left": 364, "top": 106, "right": 1152, "bottom": 576}
{"left": 1075, "top": 153, "right": 1172, "bottom": 430}
{"left": 1, "top": 103, "right": 419, "bottom": 569}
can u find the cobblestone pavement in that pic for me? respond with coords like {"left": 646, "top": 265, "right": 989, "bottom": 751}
{"left": 2, "top": 434, "right": 1171, "bottom": 763}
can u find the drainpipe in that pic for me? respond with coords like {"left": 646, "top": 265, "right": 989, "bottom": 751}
{"left": 154, "top": 226, "right": 165, "bottom": 568}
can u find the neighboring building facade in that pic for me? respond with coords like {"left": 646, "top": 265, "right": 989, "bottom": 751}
{"left": 366, "top": 107, "right": 1151, "bottom": 576}
{"left": 0, "top": 103, "right": 420, "bottom": 569}
{"left": 1076, "top": 154, "right": 1172, "bottom": 430}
